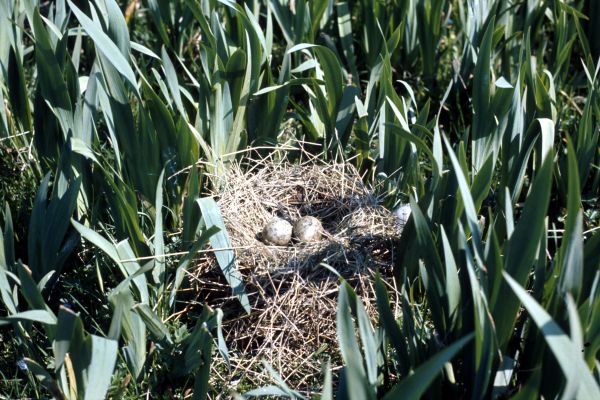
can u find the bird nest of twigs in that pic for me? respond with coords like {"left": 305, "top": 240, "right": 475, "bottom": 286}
{"left": 186, "top": 151, "right": 407, "bottom": 397}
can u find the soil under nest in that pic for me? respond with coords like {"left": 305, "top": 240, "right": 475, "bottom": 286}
{"left": 187, "top": 154, "right": 408, "bottom": 396}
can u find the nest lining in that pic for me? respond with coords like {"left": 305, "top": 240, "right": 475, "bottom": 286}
{"left": 187, "top": 154, "right": 406, "bottom": 396}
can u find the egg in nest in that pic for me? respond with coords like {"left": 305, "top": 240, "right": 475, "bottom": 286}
{"left": 293, "top": 216, "right": 323, "bottom": 242}
{"left": 262, "top": 218, "right": 293, "bottom": 246}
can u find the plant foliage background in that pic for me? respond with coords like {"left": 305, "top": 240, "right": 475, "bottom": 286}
{"left": 0, "top": 0, "right": 599, "bottom": 398}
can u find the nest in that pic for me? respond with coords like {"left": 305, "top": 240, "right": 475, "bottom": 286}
{"left": 187, "top": 153, "right": 407, "bottom": 397}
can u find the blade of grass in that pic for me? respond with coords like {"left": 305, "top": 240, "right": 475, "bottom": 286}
{"left": 503, "top": 272, "right": 600, "bottom": 398}
{"left": 197, "top": 197, "right": 250, "bottom": 313}
{"left": 382, "top": 333, "right": 474, "bottom": 400}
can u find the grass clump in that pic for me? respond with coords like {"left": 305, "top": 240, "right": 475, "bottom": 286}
{"left": 0, "top": 0, "right": 598, "bottom": 398}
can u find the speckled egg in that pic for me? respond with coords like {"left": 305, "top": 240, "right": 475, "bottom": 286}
{"left": 293, "top": 216, "right": 323, "bottom": 242}
{"left": 262, "top": 218, "right": 293, "bottom": 246}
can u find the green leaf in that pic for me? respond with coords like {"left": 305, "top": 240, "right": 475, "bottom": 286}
{"left": 6, "top": 44, "right": 32, "bottom": 133}
{"left": 356, "top": 296, "right": 379, "bottom": 387}
{"left": 471, "top": 154, "right": 494, "bottom": 211}
{"left": 102, "top": 0, "right": 131, "bottom": 57}
{"left": 132, "top": 303, "right": 171, "bottom": 344}
{"left": 24, "top": 358, "right": 64, "bottom": 399}
{"left": 53, "top": 305, "right": 77, "bottom": 371}
{"left": 17, "top": 262, "right": 52, "bottom": 313}
{"left": 197, "top": 197, "right": 250, "bottom": 313}
{"left": 83, "top": 335, "right": 118, "bottom": 400}
{"left": 0, "top": 309, "right": 57, "bottom": 325}
{"left": 288, "top": 44, "right": 343, "bottom": 115}
{"left": 334, "top": 85, "right": 360, "bottom": 148}
{"left": 161, "top": 46, "right": 185, "bottom": 117}
{"left": 537, "top": 118, "right": 554, "bottom": 163}
{"left": 443, "top": 134, "right": 484, "bottom": 263}
{"left": 494, "top": 150, "right": 554, "bottom": 349}
{"left": 72, "top": 220, "right": 123, "bottom": 269}
{"left": 337, "top": 283, "right": 373, "bottom": 400}
{"left": 239, "top": 361, "right": 306, "bottom": 398}
{"left": 244, "top": 385, "right": 296, "bottom": 398}
{"left": 108, "top": 288, "right": 146, "bottom": 379}
{"left": 382, "top": 334, "right": 474, "bottom": 400}
{"left": 409, "top": 197, "right": 446, "bottom": 333}
{"left": 440, "top": 227, "right": 461, "bottom": 330}
{"left": 374, "top": 274, "right": 409, "bottom": 376}
{"left": 321, "top": 360, "right": 333, "bottom": 400}
{"left": 229, "top": 36, "right": 253, "bottom": 158}
{"left": 458, "top": 223, "right": 494, "bottom": 397}
{"left": 169, "top": 226, "right": 219, "bottom": 309}
{"left": 182, "top": 165, "right": 201, "bottom": 244}
{"left": 336, "top": 2, "right": 358, "bottom": 81}
{"left": 471, "top": 17, "right": 495, "bottom": 171}
{"left": 115, "top": 240, "right": 149, "bottom": 304}
{"left": 503, "top": 273, "right": 600, "bottom": 399}
{"left": 30, "top": 8, "right": 74, "bottom": 137}
{"left": 67, "top": 0, "right": 139, "bottom": 96}
{"left": 556, "top": 137, "right": 584, "bottom": 300}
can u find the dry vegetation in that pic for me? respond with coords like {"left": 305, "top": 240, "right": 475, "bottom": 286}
{"left": 187, "top": 154, "right": 405, "bottom": 394}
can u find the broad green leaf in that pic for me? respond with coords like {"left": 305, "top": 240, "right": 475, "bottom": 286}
{"left": 108, "top": 287, "right": 146, "bottom": 379}
{"left": 458, "top": 223, "right": 494, "bottom": 397}
{"left": 557, "top": 138, "right": 584, "bottom": 300}
{"left": 17, "top": 262, "right": 52, "bottom": 314}
{"left": 83, "top": 335, "right": 118, "bottom": 400}
{"left": 102, "top": 0, "right": 131, "bottom": 57}
{"left": 409, "top": 197, "right": 446, "bottom": 333}
{"left": 30, "top": 9, "right": 74, "bottom": 136}
{"left": 53, "top": 305, "right": 77, "bottom": 371}
{"left": 161, "top": 47, "right": 185, "bottom": 117}
{"left": 375, "top": 274, "right": 409, "bottom": 376}
{"left": 471, "top": 17, "right": 495, "bottom": 171}
{"left": 443, "top": 134, "right": 484, "bottom": 263}
{"left": 115, "top": 240, "right": 149, "bottom": 304}
{"left": 503, "top": 273, "right": 600, "bottom": 399}
{"left": 336, "top": 2, "right": 358, "bottom": 81}
{"left": 246, "top": 361, "right": 307, "bottom": 399}
{"left": 494, "top": 151, "right": 554, "bottom": 349}
{"left": 182, "top": 165, "right": 201, "bottom": 244}
{"left": 356, "top": 296, "right": 379, "bottom": 387}
{"left": 72, "top": 220, "right": 123, "bottom": 269}
{"left": 337, "top": 283, "right": 373, "bottom": 400}
{"left": 197, "top": 197, "right": 250, "bottom": 313}
{"left": 68, "top": 0, "right": 139, "bottom": 96}
{"left": 288, "top": 44, "right": 343, "bottom": 115}
{"left": 537, "top": 118, "right": 554, "bottom": 163}
{"left": 244, "top": 386, "right": 293, "bottom": 397}
{"left": 0, "top": 309, "right": 57, "bottom": 325}
{"left": 132, "top": 303, "right": 171, "bottom": 344}
{"left": 382, "top": 334, "right": 474, "bottom": 400}
{"left": 440, "top": 227, "right": 461, "bottom": 330}
{"left": 471, "top": 154, "right": 494, "bottom": 211}
{"left": 321, "top": 360, "right": 333, "bottom": 400}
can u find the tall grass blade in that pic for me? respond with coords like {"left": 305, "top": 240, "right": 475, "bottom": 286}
{"left": 337, "top": 283, "right": 373, "bottom": 400}
{"left": 503, "top": 272, "right": 600, "bottom": 399}
{"left": 197, "top": 197, "right": 250, "bottom": 313}
{"left": 68, "top": 0, "right": 139, "bottom": 96}
{"left": 494, "top": 150, "right": 555, "bottom": 349}
{"left": 382, "top": 333, "right": 474, "bottom": 400}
